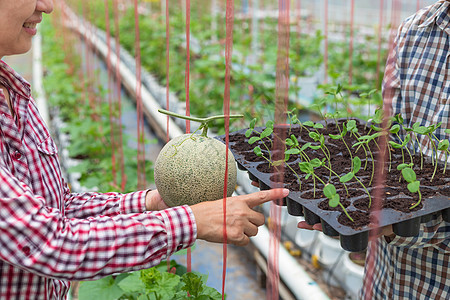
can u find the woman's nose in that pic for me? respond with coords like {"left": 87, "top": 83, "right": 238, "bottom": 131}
{"left": 37, "top": 0, "right": 54, "bottom": 14}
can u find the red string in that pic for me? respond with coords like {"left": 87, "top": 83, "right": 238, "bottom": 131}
{"left": 349, "top": 0, "right": 355, "bottom": 85}
{"left": 104, "top": 0, "right": 117, "bottom": 187}
{"left": 185, "top": 0, "right": 191, "bottom": 134}
{"left": 296, "top": 0, "right": 301, "bottom": 37}
{"left": 184, "top": 0, "right": 192, "bottom": 274}
{"left": 222, "top": 0, "right": 235, "bottom": 297}
{"left": 112, "top": 0, "right": 127, "bottom": 191}
{"left": 165, "top": 0, "right": 170, "bottom": 143}
{"left": 267, "top": 1, "right": 290, "bottom": 299}
{"left": 365, "top": 2, "right": 400, "bottom": 298}
{"left": 323, "top": 0, "right": 328, "bottom": 84}
{"left": 376, "top": 0, "right": 385, "bottom": 88}
{"left": 133, "top": 0, "right": 146, "bottom": 189}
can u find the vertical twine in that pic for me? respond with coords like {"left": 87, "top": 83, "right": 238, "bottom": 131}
{"left": 365, "top": 1, "right": 401, "bottom": 299}
{"left": 323, "top": 0, "right": 328, "bottom": 84}
{"left": 104, "top": 0, "right": 117, "bottom": 187}
{"left": 133, "top": 0, "right": 146, "bottom": 189}
{"left": 349, "top": 0, "right": 355, "bottom": 85}
{"left": 222, "top": 0, "right": 235, "bottom": 297}
{"left": 267, "top": 0, "right": 290, "bottom": 299}
{"left": 165, "top": 0, "right": 171, "bottom": 143}
{"left": 185, "top": 0, "right": 191, "bottom": 134}
{"left": 112, "top": 0, "right": 127, "bottom": 191}
{"left": 376, "top": 0, "right": 385, "bottom": 88}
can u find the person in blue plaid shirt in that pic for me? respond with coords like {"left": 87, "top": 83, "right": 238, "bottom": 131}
{"left": 360, "top": 1, "right": 450, "bottom": 299}
{"left": 299, "top": 1, "right": 450, "bottom": 299}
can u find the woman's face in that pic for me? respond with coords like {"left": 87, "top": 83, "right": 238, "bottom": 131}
{"left": 0, "top": 0, "right": 53, "bottom": 58}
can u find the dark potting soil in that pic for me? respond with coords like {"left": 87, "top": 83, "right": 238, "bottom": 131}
{"left": 221, "top": 118, "right": 450, "bottom": 236}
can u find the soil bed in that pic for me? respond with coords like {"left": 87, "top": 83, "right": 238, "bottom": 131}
{"left": 219, "top": 118, "right": 450, "bottom": 251}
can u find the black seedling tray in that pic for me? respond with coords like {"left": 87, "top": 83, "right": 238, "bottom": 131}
{"left": 218, "top": 124, "right": 450, "bottom": 252}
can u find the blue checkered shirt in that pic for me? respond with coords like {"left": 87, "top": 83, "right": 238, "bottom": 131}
{"left": 360, "top": 1, "right": 450, "bottom": 299}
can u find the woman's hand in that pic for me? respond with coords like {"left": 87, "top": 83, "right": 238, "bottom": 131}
{"left": 145, "top": 190, "right": 170, "bottom": 211}
{"left": 191, "top": 188, "right": 289, "bottom": 246}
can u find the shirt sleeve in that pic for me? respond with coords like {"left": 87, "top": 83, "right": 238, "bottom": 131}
{"left": 0, "top": 164, "right": 197, "bottom": 281}
{"left": 63, "top": 185, "right": 149, "bottom": 219}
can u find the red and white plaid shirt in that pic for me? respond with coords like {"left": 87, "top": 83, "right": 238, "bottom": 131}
{"left": 0, "top": 60, "right": 196, "bottom": 299}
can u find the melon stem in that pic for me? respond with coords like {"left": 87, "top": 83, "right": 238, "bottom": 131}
{"left": 158, "top": 109, "right": 244, "bottom": 137}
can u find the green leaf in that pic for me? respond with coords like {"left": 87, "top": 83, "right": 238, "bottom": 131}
{"left": 438, "top": 139, "right": 449, "bottom": 151}
{"left": 249, "top": 118, "right": 257, "bottom": 129}
{"left": 78, "top": 276, "right": 125, "bottom": 300}
{"left": 248, "top": 136, "right": 261, "bottom": 144}
{"left": 353, "top": 157, "right": 361, "bottom": 173}
{"left": 181, "top": 273, "right": 204, "bottom": 297}
{"left": 117, "top": 272, "right": 146, "bottom": 294}
{"left": 390, "top": 124, "right": 400, "bottom": 134}
{"left": 265, "top": 120, "right": 274, "bottom": 129}
{"left": 285, "top": 138, "right": 294, "bottom": 147}
{"left": 309, "top": 132, "right": 320, "bottom": 141}
{"left": 253, "top": 146, "right": 263, "bottom": 157}
{"left": 340, "top": 172, "right": 354, "bottom": 183}
{"left": 388, "top": 141, "right": 402, "bottom": 149}
{"left": 260, "top": 127, "right": 273, "bottom": 139}
{"left": 303, "top": 121, "right": 315, "bottom": 127}
{"left": 346, "top": 120, "right": 356, "bottom": 131}
{"left": 140, "top": 268, "right": 180, "bottom": 299}
{"left": 415, "top": 126, "right": 429, "bottom": 135}
{"left": 401, "top": 167, "right": 416, "bottom": 183}
{"left": 407, "top": 181, "right": 420, "bottom": 193}
{"left": 396, "top": 163, "right": 410, "bottom": 170}
{"left": 273, "top": 160, "right": 284, "bottom": 167}
{"left": 285, "top": 148, "right": 300, "bottom": 155}
{"left": 301, "top": 142, "right": 312, "bottom": 151}
{"left": 245, "top": 129, "right": 253, "bottom": 138}
{"left": 329, "top": 194, "right": 340, "bottom": 207}
{"left": 329, "top": 133, "right": 341, "bottom": 140}
{"left": 323, "top": 184, "right": 337, "bottom": 199}
{"left": 299, "top": 162, "right": 313, "bottom": 174}
{"left": 393, "top": 113, "right": 404, "bottom": 124}
{"left": 314, "top": 123, "right": 324, "bottom": 129}
{"left": 310, "top": 158, "right": 322, "bottom": 168}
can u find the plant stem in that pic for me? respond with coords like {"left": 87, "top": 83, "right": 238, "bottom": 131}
{"left": 158, "top": 109, "right": 244, "bottom": 137}
{"left": 339, "top": 202, "right": 354, "bottom": 222}
{"left": 410, "top": 189, "right": 422, "bottom": 209}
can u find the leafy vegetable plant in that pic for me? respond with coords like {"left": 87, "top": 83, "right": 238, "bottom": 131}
{"left": 78, "top": 260, "right": 223, "bottom": 300}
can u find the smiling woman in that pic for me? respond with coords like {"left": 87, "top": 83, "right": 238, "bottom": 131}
{"left": 0, "top": 0, "right": 53, "bottom": 58}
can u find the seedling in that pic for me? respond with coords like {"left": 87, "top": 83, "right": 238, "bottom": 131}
{"left": 246, "top": 119, "right": 275, "bottom": 161}
{"left": 299, "top": 158, "right": 325, "bottom": 198}
{"left": 329, "top": 121, "right": 354, "bottom": 170}
{"left": 339, "top": 156, "right": 372, "bottom": 208}
{"left": 389, "top": 124, "right": 413, "bottom": 165}
{"left": 323, "top": 183, "right": 354, "bottom": 222}
{"left": 397, "top": 164, "right": 421, "bottom": 209}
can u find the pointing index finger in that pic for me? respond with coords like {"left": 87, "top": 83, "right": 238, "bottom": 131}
{"left": 246, "top": 188, "right": 290, "bottom": 208}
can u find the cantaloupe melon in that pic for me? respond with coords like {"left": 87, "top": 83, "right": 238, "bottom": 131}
{"left": 154, "top": 133, "right": 237, "bottom": 207}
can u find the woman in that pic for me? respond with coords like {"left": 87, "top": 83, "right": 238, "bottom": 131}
{"left": 0, "top": 1, "right": 289, "bottom": 298}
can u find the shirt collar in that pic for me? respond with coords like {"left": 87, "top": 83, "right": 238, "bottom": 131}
{"left": 418, "top": 1, "right": 450, "bottom": 36}
{"left": 0, "top": 59, "right": 31, "bottom": 99}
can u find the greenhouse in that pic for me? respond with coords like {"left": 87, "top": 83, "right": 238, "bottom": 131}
{"left": 0, "top": 0, "right": 448, "bottom": 299}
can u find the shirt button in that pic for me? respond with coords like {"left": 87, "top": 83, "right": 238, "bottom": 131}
{"left": 13, "top": 151, "right": 22, "bottom": 160}
{"left": 22, "top": 246, "right": 31, "bottom": 256}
